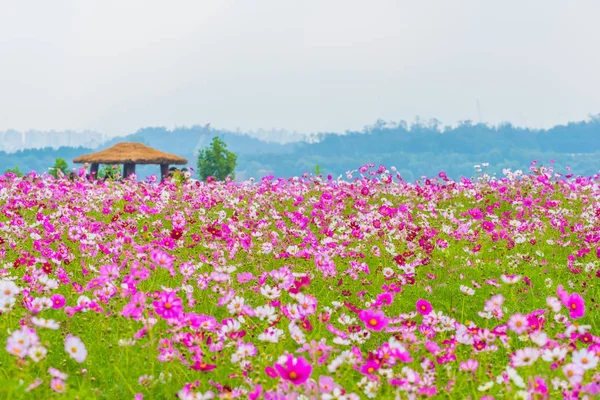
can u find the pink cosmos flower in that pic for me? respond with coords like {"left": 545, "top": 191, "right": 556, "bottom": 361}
{"left": 459, "top": 359, "right": 478, "bottom": 373}
{"left": 150, "top": 250, "right": 173, "bottom": 270}
{"left": 358, "top": 309, "right": 389, "bottom": 331}
{"left": 507, "top": 313, "right": 529, "bottom": 335}
{"left": 50, "top": 378, "right": 66, "bottom": 393}
{"left": 85, "top": 276, "right": 107, "bottom": 291}
{"left": 566, "top": 293, "right": 585, "bottom": 319}
{"left": 153, "top": 291, "right": 183, "bottom": 320}
{"left": 529, "top": 377, "right": 548, "bottom": 396}
{"left": 511, "top": 347, "right": 539, "bottom": 367}
{"left": 50, "top": 294, "right": 65, "bottom": 309}
{"left": 48, "top": 367, "right": 68, "bottom": 380}
{"left": 275, "top": 354, "right": 313, "bottom": 385}
{"left": 374, "top": 292, "right": 393, "bottom": 306}
{"left": 25, "top": 378, "right": 43, "bottom": 392}
{"left": 582, "top": 382, "right": 600, "bottom": 396}
{"left": 190, "top": 360, "right": 217, "bottom": 371}
{"left": 237, "top": 272, "right": 255, "bottom": 283}
{"left": 248, "top": 384, "right": 262, "bottom": 400}
{"left": 484, "top": 294, "right": 504, "bottom": 313}
{"left": 416, "top": 299, "right": 432, "bottom": 315}
{"left": 264, "top": 366, "right": 278, "bottom": 378}
{"left": 121, "top": 292, "right": 147, "bottom": 319}
{"left": 556, "top": 284, "right": 570, "bottom": 304}
{"left": 359, "top": 360, "right": 380, "bottom": 377}
{"left": 318, "top": 376, "right": 338, "bottom": 393}
{"left": 563, "top": 363, "right": 584, "bottom": 385}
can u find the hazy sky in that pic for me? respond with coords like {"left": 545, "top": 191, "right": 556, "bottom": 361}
{"left": 1, "top": 0, "right": 599, "bottom": 138}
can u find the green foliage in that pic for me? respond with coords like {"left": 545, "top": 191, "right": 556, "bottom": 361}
{"left": 196, "top": 136, "right": 237, "bottom": 181}
{"left": 3, "top": 166, "right": 23, "bottom": 177}
{"left": 98, "top": 164, "right": 120, "bottom": 180}
{"left": 49, "top": 158, "right": 69, "bottom": 178}
{"left": 314, "top": 164, "right": 321, "bottom": 176}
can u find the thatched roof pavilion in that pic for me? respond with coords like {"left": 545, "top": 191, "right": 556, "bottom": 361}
{"left": 73, "top": 142, "right": 188, "bottom": 181}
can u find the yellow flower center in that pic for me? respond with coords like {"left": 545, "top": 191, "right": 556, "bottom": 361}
{"left": 369, "top": 318, "right": 378, "bottom": 326}
{"left": 289, "top": 371, "right": 298, "bottom": 379}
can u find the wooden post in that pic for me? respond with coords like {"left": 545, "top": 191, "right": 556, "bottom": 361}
{"left": 90, "top": 163, "right": 99, "bottom": 181}
{"left": 160, "top": 164, "right": 169, "bottom": 182}
{"left": 123, "top": 163, "right": 135, "bottom": 179}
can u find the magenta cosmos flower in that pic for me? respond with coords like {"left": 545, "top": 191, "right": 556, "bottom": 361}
{"left": 358, "top": 309, "right": 389, "bottom": 331}
{"left": 50, "top": 294, "right": 65, "bottom": 309}
{"left": 153, "top": 291, "right": 183, "bottom": 319}
{"left": 416, "top": 299, "right": 432, "bottom": 315}
{"left": 274, "top": 354, "right": 312, "bottom": 385}
{"left": 566, "top": 293, "right": 585, "bottom": 319}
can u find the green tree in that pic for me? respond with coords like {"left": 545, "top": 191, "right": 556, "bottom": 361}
{"left": 98, "top": 164, "right": 120, "bottom": 180}
{"left": 49, "top": 158, "right": 69, "bottom": 178}
{"left": 196, "top": 136, "right": 237, "bottom": 181}
{"left": 4, "top": 166, "right": 23, "bottom": 177}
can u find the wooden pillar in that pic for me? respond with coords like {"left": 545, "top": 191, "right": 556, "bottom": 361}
{"left": 123, "top": 163, "right": 135, "bottom": 179}
{"left": 90, "top": 163, "right": 99, "bottom": 181}
{"left": 160, "top": 164, "right": 169, "bottom": 182}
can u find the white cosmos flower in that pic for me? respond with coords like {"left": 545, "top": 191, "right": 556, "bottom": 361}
{"left": 0, "top": 280, "right": 21, "bottom": 299}
{"left": 542, "top": 347, "right": 567, "bottom": 363}
{"left": 226, "top": 296, "right": 245, "bottom": 314}
{"left": 259, "top": 285, "right": 280, "bottom": 299}
{"left": 28, "top": 345, "right": 47, "bottom": 362}
{"left": 64, "top": 335, "right": 87, "bottom": 363}
{"left": 254, "top": 305, "right": 277, "bottom": 323}
{"left": 546, "top": 296, "right": 562, "bottom": 312}
{"left": 32, "top": 317, "right": 60, "bottom": 330}
{"left": 571, "top": 348, "right": 599, "bottom": 371}
{"left": 506, "top": 366, "right": 525, "bottom": 388}
{"left": 460, "top": 285, "right": 475, "bottom": 295}
{"left": 529, "top": 331, "right": 548, "bottom": 347}
{"left": 511, "top": 347, "right": 539, "bottom": 367}
{"left": 501, "top": 274, "right": 521, "bottom": 284}
{"left": 0, "top": 296, "right": 16, "bottom": 312}
{"left": 118, "top": 338, "right": 136, "bottom": 347}
{"left": 257, "top": 327, "right": 284, "bottom": 343}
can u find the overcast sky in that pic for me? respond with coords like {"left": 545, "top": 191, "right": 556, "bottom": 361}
{"left": 1, "top": 0, "right": 599, "bottom": 138}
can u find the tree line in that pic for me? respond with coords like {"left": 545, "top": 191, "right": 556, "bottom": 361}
{"left": 2, "top": 116, "right": 600, "bottom": 181}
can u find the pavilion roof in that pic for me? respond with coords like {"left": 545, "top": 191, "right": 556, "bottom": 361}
{"left": 72, "top": 142, "right": 188, "bottom": 165}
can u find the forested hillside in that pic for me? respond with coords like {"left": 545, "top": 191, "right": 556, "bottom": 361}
{"left": 2, "top": 117, "right": 600, "bottom": 181}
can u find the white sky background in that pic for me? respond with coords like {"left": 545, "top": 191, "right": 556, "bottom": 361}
{"left": 1, "top": 0, "right": 599, "bottom": 139}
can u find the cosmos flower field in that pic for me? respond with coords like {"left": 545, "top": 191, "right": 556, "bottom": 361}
{"left": 1, "top": 162, "right": 599, "bottom": 399}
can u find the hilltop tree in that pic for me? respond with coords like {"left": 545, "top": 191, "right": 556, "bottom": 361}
{"left": 4, "top": 166, "right": 23, "bottom": 177}
{"left": 49, "top": 158, "right": 69, "bottom": 178}
{"left": 197, "top": 136, "right": 237, "bottom": 181}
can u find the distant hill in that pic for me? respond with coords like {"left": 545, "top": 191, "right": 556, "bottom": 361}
{"left": 2, "top": 117, "right": 600, "bottom": 181}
